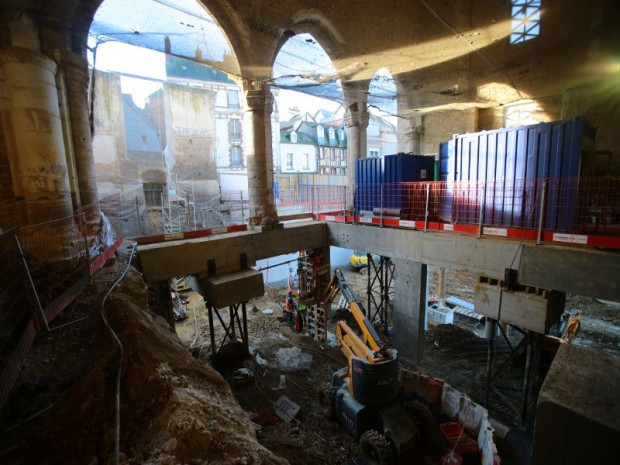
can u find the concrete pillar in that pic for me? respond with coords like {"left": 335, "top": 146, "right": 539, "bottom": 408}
{"left": 392, "top": 259, "right": 428, "bottom": 364}
{"left": 0, "top": 14, "right": 73, "bottom": 224}
{"left": 343, "top": 102, "right": 369, "bottom": 211}
{"left": 243, "top": 83, "right": 278, "bottom": 228}
{"left": 437, "top": 266, "right": 446, "bottom": 304}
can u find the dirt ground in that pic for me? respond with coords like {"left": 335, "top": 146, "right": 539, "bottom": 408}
{"left": 1, "top": 247, "right": 618, "bottom": 465}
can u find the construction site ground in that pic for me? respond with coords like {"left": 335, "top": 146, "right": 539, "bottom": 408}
{"left": 1, "top": 244, "right": 618, "bottom": 465}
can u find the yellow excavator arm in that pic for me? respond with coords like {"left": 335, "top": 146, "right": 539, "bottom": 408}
{"left": 324, "top": 269, "right": 392, "bottom": 363}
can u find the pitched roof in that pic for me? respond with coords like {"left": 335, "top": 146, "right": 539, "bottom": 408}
{"left": 280, "top": 131, "right": 316, "bottom": 145}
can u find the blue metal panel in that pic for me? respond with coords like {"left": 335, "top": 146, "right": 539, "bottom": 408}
{"left": 440, "top": 117, "right": 588, "bottom": 232}
{"left": 439, "top": 141, "right": 454, "bottom": 222}
{"left": 383, "top": 154, "right": 434, "bottom": 211}
{"left": 355, "top": 154, "right": 435, "bottom": 214}
{"left": 355, "top": 156, "right": 383, "bottom": 213}
{"left": 439, "top": 141, "right": 452, "bottom": 181}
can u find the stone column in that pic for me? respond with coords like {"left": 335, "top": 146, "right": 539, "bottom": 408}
{"left": 344, "top": 102, "right": 369, "bottom": 211}
{"left": 0, "top": 14, "right": 73, "bottom": 224}
{"left": 402, "top": 116, "right": 424, "bottom": 154}
{"left": 392, "top": 258, "right": 428, "bottom": 364}
{"left": 244, "top": 83, "right": 278, "bottom": 228}
{"left": 62, "top": 52, "right": 99, "bottom": 206}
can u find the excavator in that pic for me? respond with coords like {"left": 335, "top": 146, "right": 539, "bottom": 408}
{"left": 318, "top": 269, "right": 429, "bottom": 465}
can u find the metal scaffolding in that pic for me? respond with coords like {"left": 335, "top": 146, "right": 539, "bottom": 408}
{"left": 206, "top": 301, "right": 249, "bottom": 357}
{"left": 366, "top": 255, "right": 394, "bottom": 335}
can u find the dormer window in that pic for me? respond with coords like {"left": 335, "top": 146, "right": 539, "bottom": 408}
{"left": 317, "top": 125, "right": 324, "bottom": 137}
{"left": 291, "top": 131, "right": 297, "bottom": 143}
{"left": 328, "top": 127, "right": 335, "bottom": 139}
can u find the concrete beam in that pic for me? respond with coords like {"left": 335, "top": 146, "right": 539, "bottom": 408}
{"left": 187, "top": 270, "right": 264, "bottom": 309}
{"left": 327, "top": 223, "right": 620, "bottom": 301}
{"left": 474, "top": 283, "right": 565, "bottom": 333}
{"left": 139, "top": 221, "right": 619, "bottom": 301}
{"left": 328, "top": 223, "right": 523, "bottom": 277}
{"left": 138, "top": 221, "right": 326, "bottom": 281}
{"left": 519, "top": 244, "right": 620, "bottom": 301}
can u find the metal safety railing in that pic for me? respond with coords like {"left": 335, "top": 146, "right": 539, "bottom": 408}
{"left": 352, "top": 177, "right": 620, "bottom": 235}
{"left": 0, "top": 193, "right": 124, "bottom": 409}
{"left": 311, "top": 176, "right": 620, "bottom": 248}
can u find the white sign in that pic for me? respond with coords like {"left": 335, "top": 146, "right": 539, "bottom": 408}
{"left": 399, "top": 220, "right": 416, "bottom": 228}
{"left": 443, "top": 224, "right": 454, "bottom": 231}
{"left": 325, "top": 215, "right": 336, "bottom": 221}
{"left": 212, "top": 227, "right": 228, "bottom": 235}
{"left": 164, "top": 233, "right": 184, "bottom": 241}
{"left": 359, "top": 217, "right": 373, "bottom": 224}
{"left": 484, "top": 227, "right": 508, "bottom": 237}
{"left": 552, "top": 233, "right": 588, "bottom": 244}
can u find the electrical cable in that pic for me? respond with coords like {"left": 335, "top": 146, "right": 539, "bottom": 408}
{"left": 100, "top": 243, "right": 137, "bottom": 465}
{"left": 189, "top": 297, "right": 203, "bottom": 350}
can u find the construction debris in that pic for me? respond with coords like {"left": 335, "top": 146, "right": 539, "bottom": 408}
{"left": 274, "top": 395, "right": 300, "bottom": 423}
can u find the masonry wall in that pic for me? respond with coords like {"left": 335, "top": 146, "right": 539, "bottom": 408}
{"left": 165, "top": 84, "right": 218, "bottom": 193}
{"left": 92, "top": 71, "right": 131, "bottom": 194}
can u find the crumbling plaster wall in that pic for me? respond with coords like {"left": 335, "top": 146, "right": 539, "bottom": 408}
{"left": 165, "top": 84, "right": 218, "bottom": 191}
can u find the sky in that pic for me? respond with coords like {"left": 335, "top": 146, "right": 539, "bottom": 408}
{"left": 90, "top": 41, "right": 166, "bottom": 108}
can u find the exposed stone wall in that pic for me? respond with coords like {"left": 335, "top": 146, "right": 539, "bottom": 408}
{"left": 421, "top": 109, "right": 479, "bottom": 156}
{"left": 91, "top": 71, "right": 128, "bottom": 193}
{"left": 562, "top": 81, "right": 620, "bottom": 174}
{"left": 165, "top": 84, "right": 218, "bottom": 187}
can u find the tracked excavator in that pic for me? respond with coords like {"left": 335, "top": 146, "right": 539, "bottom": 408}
{"left": 318, "top": 269, "right": 431, "bottom": 465}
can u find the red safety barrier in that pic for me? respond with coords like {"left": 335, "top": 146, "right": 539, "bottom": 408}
{"left": 136, "top": 224, "right": 248, "bottom": 245}
{"left": 316, "top": 176, "right": 620, "bottom": 249}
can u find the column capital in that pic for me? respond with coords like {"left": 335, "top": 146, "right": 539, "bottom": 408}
{"left": 343, "top": 109, "right": 358, "bottom": 128}
{"left": 244, "top": 85, "right": 273, "bottom": 114}
{"left": 344, "top": 102, "right": 369, "bottom": 129}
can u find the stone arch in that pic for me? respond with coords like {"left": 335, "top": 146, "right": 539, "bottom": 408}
{"left": 68, "top": 0, "right": 245, "bottom": 75}
{"left": 271, "top": 10, "right": 347, "bottom": 70}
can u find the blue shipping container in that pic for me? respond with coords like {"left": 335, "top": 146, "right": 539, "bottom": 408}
{"left": 355, "top": 156, "right": 383, "bottom": 213}
{"left": 355, "top": 153, "right": 436, "bottom": 215}
{"left": 440, "top": 117, "right": 594, "bottom": 232}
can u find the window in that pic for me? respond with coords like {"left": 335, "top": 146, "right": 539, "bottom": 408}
{"left": 510, "top": 0, "right": 541, "bottom": 44}
{"left": 290, "top": 131, "right": 297, "bottom": 143}
{"left": 231, "top": 146, "right": 243, "bottom": 167}
{"left": 317, "top": 125, "right": 324, "bottom": 138}
{"left": 328, "top": 127, "right": 335, "bottom": 140}
{"left": 369, "top": 149, "right": 379, "bottom": 157}
{"left": 229, "top": 119, "right": 241, "bottom": 139}
{"left": 303, "top": 153, "right": 309, "bottom": 170}
{"left": 505, "top": 101, "right": 541, "bottom": 127}
{"left": 227, "top": 90, "right": 239, "bottom": 108}
{"left": 286, "top": 153, "right": 293, "bottom": 169}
